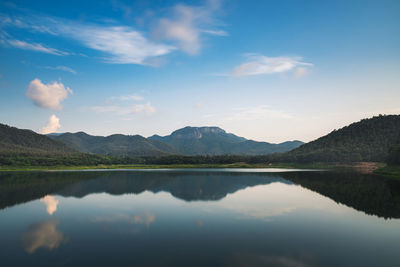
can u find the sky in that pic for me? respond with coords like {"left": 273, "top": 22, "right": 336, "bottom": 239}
{"left": 0, "top": 0, "right": 399, "bottom": 143}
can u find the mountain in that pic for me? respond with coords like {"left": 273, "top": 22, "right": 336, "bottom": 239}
{"left": 50, "top": 132, "right": 178, "bottom": 157}
{"left": 149, "top": 126, "right": 303, "bottom": 155}
{"left": 0, "top": 123, "right": 75, "bottom": 155}
{"left": 0, "top": 123, "right": 117, "bottom": 166}
{"left": 281, "top": 115, "right": 400, "bottom": 162}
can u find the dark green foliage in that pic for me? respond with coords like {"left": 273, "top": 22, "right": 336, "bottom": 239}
{"left": 0, "top": 123, "right": 75, "bottom": 154}
{"left": 277, "top": 115, "right": 400, "bottom": 163}
{"left": 149, "top": 126, "right": 303, "bottom": 155}
{"left": 387, "top": 145, "right": 400, "bottom": 165}
{"left": 50, "top": 132, "right": 178, "bottom": 157}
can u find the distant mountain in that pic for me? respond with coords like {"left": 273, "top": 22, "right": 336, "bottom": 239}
{"left": 0, "top": 123, "right": 75, "bottom": 155}
{"left": 50, "top": 132, "right": 178, "bottom": 157}
{"left": 149, "top": 126, "right": 303, "bottom": 155}
{"left": 282, "top": 115, "right": 400, "bottom": 162}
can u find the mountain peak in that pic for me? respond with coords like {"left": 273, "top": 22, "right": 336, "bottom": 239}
{"left": 170, "top": 126, "right": 226, "bottom": 139}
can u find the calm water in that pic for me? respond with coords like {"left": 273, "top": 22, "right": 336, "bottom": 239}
{"left": 1, "top": 169, "right": 400, "bottom": 267}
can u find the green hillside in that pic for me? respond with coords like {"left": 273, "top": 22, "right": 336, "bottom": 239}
{"left": 280, "top": 115, "right": 400, "bottom": 163}
{"left": 50, "top": 132, "right": 178, "bottom": 157}
{"left": 0, "top": 123, "right": 75, "bottom": 154}
{"left": 0, "top": 123, "right": 124, "bottom": 166}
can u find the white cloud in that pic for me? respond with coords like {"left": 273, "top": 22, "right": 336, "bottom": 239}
{"left": 91, "top": 102, "right": 156, "bottom": 116}
{"left": 26, "top": 79, "right": 72, "bottom": 110}
{"left": 232, "top": 54, "right": 313, "bottom": 77}
{"left": 39, "top": 115, "right": 61, "bottom": 134}
{"left": 6, "top": 39, "right": 68, "bottom": 55}
{"left": 153, "top": 1, "right": 227, "bottom": 54}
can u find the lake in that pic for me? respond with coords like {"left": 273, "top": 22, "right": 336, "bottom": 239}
{"left": 0, "top": 169, "right": 400, "bottom": 266}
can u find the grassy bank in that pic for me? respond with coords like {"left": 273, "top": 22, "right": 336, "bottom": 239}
{"left": 374, "top": 166, "right": 400, "bottom": 179}
{"left": 0, "top": 162, "right": 382, "bottom": 171}
{"left": 0, "top": 163, "right": 297, "bottom": 171}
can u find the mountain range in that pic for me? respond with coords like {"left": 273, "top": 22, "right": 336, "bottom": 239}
{"left": 48, "top": 126, "right": 303, "bottom": 157}
{"left": 148, "top": 126, "right": 303, "bottom": 155}
{"left": 1, "top": 115, "right": 399, "bottom": 163}
{"left": 49, "top": 132, "right": 178, "bottom": 157}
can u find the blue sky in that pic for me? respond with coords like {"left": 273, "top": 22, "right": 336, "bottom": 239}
{"left": 0, "top": 0, "right": 399, "bottom": 142}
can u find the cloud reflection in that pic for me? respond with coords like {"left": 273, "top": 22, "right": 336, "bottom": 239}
{"left": 92, "top": 212, "right": 156, "bottom": 229}
{"left": 21, "top": 220, "right": 66, "bottom": 254}
{"left": 132, "top": 212, "right": 156, "bottom": 228}
{"left": 40, "top": 195, "right": 59, "bottom": 215}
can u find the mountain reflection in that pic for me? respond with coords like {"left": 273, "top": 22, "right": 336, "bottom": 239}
{"left": 21, "top": 220, "right": 66, "bottom": 254}
{"left": 1, "top": 170, "right": 400, "bottom": 218}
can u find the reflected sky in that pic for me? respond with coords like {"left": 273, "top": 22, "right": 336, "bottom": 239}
{"left": 0, "top": 170, "right": 399, "bottom": 266}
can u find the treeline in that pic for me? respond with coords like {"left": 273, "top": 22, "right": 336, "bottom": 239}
{"left": 1, "top": 150, "right": 399, "bottom": 167}
{"left": 0, "top": 152, "right": 138, "bottom": 166}
{"left": 0, "top": 153, "right": 270, "bottom": 166}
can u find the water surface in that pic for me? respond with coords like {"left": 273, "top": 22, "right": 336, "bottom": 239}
{"left": 0, "top": 169, "right": 399, "bottom": 266}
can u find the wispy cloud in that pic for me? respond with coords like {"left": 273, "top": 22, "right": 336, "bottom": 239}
{"left": 200, "top": 29, "right": 229, "bottom": 36}
{"left": 232, "top": 54, "right": 313, "bottom": 77}
{"left": 110, "top": 94, "right": 144, "bottom": 101}
{"left": 1, "top": 1, "right": 227, "bottom": 63}
{"left": 226, "top": 105, "right": 293, "bottom": 121}
{"left": 26, "top": 79, "right": 72, "bottom": 110}
{"left": 93, "top": 94, "right": 154, "bottom": 116}
{"left": 91, "top": 102, "right": 156, "bottom": 116}
{"left": 0, "top": 13, "right": 175, "bottom": 65}
{"left": 5, "top": 39, "right": 68, "bottom": 55}
{"left": 39, "top": 114, "right": 61, "bottom": 134}
{"left": 64, "top": 25, "right": 175, "bottom": 64}
{"left": 45, "top": 65, "right": 77, "bottom": 74}
{"left": 153, "top": 0, "right": 227, "bottom": 54}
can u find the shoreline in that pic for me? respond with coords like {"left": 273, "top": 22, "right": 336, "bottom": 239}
{"left": 1, "top": 162, "right": 399, "bottom": 179}
{"left": 0, "top": 162, "right": 384, "bottom": 171}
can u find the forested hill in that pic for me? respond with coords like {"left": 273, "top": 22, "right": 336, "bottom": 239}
{"left": 281, "top": 115, "right": 400, "bottom": 162}
{"left": 0, "top": 124, "right": 130, "bottom": 166}
{"left": 50, "top": 132, "right": 178, "bottom": 157}
{"left": 0, "top": 123, "right": 75, "bottom": 154}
